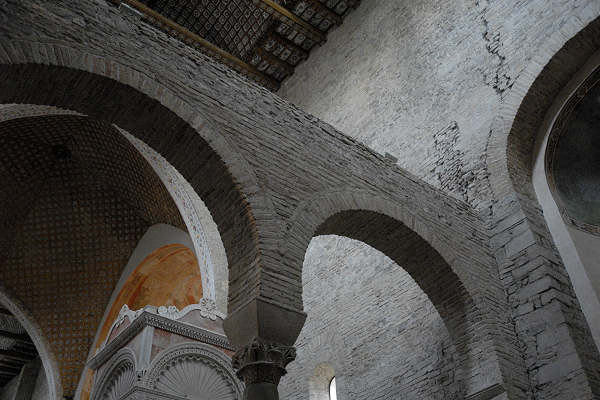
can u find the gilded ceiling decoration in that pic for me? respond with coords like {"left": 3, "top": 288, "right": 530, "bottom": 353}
{"left": 111, "top": 0, "right": 361, "bottom": 89}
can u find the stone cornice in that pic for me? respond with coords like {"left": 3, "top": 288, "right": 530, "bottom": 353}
{"left": 87, "top": 311, "right": 233, "bottom": 370}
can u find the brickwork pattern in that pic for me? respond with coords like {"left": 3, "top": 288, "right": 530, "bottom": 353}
{"left": 280, "top": 0, "right": 600, "bottom": 398}
{"left": 280, "top": 236, "right": 460, "bottom": 400}
{"left": 486, "top": 9, "right": 600, "bottom": 399}
{"left": 0, "top": 1, "right": 587, "bottom": 398}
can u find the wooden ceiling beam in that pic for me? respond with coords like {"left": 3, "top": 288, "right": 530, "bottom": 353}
{"left": 255, "top": 48, "right": 294, "bottom": 77}
{"left": 268, "top": 32, "right": 309, "bottom": 61}
{"left": 252, "top": 0, "right": 326, "bottom": 44}
{"left": 300, "top": 0, "right": 343, "bottom": 26}
{"left": 111, "top": 0, "right": 280, "bottom": 90}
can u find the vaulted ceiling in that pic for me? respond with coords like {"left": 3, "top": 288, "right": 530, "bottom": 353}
{"left": 0, "top": 114, "right": 186, "bottom": 395}
{"left": 113, "top": 0, "right": 361, "bottom": 90}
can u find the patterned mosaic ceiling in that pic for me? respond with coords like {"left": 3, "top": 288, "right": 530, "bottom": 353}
{"left": 114, "top": 0, "right": 361, "bottom": 89}
{"left": 0, "top": 114, "right": 186, "bottom": 395}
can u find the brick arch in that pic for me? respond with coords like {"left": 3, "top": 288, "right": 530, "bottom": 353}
{"left": 487, "top": 6, "right": 600, "bottom": 204}
{"left": 0, "top": 104, "right": 230, "bottom": 316}
{"left": 0, "top": 48, "right": 271, "bottom": 316}
{"left": 281, "top": 190, "right": 524, "bottom": 399}
{"left": 484, "top": 8, "right": 600, "bottom": 398}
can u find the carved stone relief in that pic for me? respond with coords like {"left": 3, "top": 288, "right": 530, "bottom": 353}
{"left": 145, "top": 343, "right": 242, "bottom": 400}
{"left": 92, "top": 349, "right": 137, "bottom": 400}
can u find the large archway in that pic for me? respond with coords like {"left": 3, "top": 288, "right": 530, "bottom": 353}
{"left": 486, "top": 8, "right": 600, "bottom": 399}
{"left": 280, "top": 192, "right": 527, "bottom": 400}
{"left": 0, "top": 113, "right": 189, "bottom": 395}
{"left": 0, "top": 60, "right": 266, "bottom": 319}
{"left": 0, "top": 283, "right": 62, "bottom": 399}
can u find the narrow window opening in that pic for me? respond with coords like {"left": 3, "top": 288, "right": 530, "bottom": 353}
{"left": 329, "top": 377, "right": 337, "bottom": 400}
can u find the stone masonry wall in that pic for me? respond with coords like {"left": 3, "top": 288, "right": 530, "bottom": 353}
{"left": 279, "top": 0, "right": 597, "bottom": 215}
{"left": 279, "top": 1, "right": 600, "bottom": 398}
{"left": 0, "top": 0, "right": 512, "bottom": 350}
{"left": 2, "top": 1, "right": 600, "bottom": 399}
{"left": 280, "top": 236, "right": 460, "bottom": 400}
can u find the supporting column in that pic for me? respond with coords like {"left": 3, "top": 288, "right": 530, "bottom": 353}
{"left": 232, "top": 338, "right": 296, "bottom": 399}
{"left": 224, "top": 297, "right": 306, "bottom": 400}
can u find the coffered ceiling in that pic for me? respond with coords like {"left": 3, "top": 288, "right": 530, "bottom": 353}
{"left": 113, "top": 0, "right": 360, "bottom": 90}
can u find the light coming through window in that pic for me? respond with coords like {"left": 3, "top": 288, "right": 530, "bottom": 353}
{"left": 329, "top": 377, "right": 337, "bottom": 400}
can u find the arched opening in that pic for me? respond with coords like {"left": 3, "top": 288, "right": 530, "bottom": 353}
{"left": 486, "top": 10, "right": 600, "bottom": 397}
{"left": 532, "top": 56, "right": 600, "bottom": 349}
{"left": 0, "top": 307, "right": 43, "bottom": 397}
{"left": 0, "top": 114, "right": 190, "bottom": 397}
{"left": 306, "top": 362, "right": 336, "bottom": 400}
{"left": 0, "top": 62, "right": 263, "bottom": 319}
{"left": 545, "top": 75, "right": 600, "bottom": 232}
{"left": 281, "top": 208, "right": 504, "bottom": 399}
{"left": 329, "top": 377, "right": 337, "bottom": 400}
{"left": 0, "top": 283, "right": 61, "bottom": 400}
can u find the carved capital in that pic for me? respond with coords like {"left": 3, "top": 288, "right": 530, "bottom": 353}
{"left": 232, "top": 338, "right": 296, "bottom": 385}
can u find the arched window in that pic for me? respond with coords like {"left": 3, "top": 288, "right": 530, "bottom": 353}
{"left": 329, "top": 377, "right": 337, "bottom": 400}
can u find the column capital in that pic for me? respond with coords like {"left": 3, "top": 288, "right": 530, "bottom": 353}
{"left": 232, "top": 337, "right": 296, "bottom": 385}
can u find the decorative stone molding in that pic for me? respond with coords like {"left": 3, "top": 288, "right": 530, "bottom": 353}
{"left": 145, "top": 342, "right": 242, "bottom": 399}
{"left": 89, "top": 310, "right": 233, "bottom": 370}
{"left": 121, "top": 129, "right": 229, "bottom": 316}
{"left": 92, "top": 348, "right": 138, "bottom": 400}
{"left": 100, "top": 301, "right": 219, "bottom": 352}
{"left": 232, "top": 338, "right": 297, "bottom": 386}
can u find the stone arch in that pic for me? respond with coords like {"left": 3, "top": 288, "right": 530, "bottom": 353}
{"left": 281, "top": 190, "right": 519, "bottom": 399}
{"left": 0, "top": 282, "right": 62, "bottom": 400}
{"left": 487, "top": 4, "right": 600, "bottom": 203}
{"left": 533, "top": 53, "right": 600, "bottom": 350}
{"left": 485, "top": 6, "right": 600, "bottom": 397}
{"left": 0, "top": 104, "right": 229, "bottom": 316}
{"left": 121, "top": 132, "right": 230, "bottom": 316}
{"left": 90, "top": 348, "right": 137, "bottom": 400}
{"left": 0, "top": 41, "right": 272, "bottom": 315}
{"left": 144, "top": 342, "right": 243, "bottom": 399}
{"left": 0, "top": 110, "right": 191, "bottom": 394}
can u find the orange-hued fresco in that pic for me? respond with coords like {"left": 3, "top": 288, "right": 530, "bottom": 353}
{"left": 98, "top": 243, "right": 203, "bottom": 348}
{"left": 81, "top": 243, "right": 202, "bottom": 400}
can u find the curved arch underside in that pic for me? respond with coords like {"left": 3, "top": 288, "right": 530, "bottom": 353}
{"left": 0, "top": 63, "right": 260, "bottom": 315}
{"left": 0, "top": 114, "right": 185, "bottom": 394}
{"left": 486, "top": 10, "right": 600, "bottom": 399}
{"left": 316, "top": 210, "right": 482, "bottom": 395}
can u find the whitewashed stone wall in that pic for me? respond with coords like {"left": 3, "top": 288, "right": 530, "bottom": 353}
{"left": 280, "top": 236, "right": 459, "bottom": 400}
{"left": 279, "top": 0, "right": 598, "bottom": 214}
{"left": 1, "top": 1, "right": 599, "bottom": 399}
